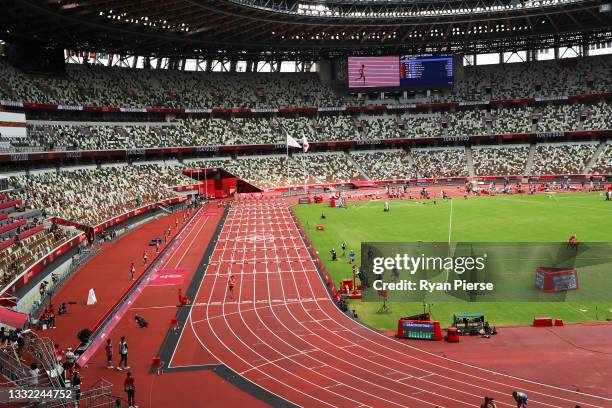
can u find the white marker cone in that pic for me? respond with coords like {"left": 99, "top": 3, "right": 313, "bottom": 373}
{"left": 87, "top": 288, "right": 97, "bottom": 305}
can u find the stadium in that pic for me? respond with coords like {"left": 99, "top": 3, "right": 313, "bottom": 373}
{"left": 0, "top": 0, "right": 611, "bottom": 406}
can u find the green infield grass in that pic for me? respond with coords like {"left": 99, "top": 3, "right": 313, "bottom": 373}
{"left": 293, "top": 192, "right": 612, "bottom": 329}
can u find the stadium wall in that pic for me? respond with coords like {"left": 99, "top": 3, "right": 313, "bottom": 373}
{"left": 1, "top": 232, "right": 87, "bottom": 298}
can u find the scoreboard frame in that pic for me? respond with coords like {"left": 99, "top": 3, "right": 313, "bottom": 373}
{"left": 346, "top": 53, "right": 455, "bottom": 91}
{"left": 535, "top": 267, "right": 579, "bottom": 293}
{"left": 396, "top": 319, "right": 443, "bottom": 341}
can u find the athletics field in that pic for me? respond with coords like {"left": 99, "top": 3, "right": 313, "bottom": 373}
{"left": 293, "top": 192, "right": 612, "bottom": 328}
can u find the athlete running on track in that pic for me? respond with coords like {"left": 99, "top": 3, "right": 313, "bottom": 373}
{"left": 228, "top": 274, "right": 237, "bottom": 298}
{"left": 512, "top": 391, "right": 528, "bottom": 408}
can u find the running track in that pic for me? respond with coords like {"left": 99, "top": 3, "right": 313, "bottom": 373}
{"left": 169, "top": 198, "right": 612, "bottom": 408}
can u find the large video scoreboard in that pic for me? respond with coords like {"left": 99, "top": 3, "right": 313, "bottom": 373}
{"left": 347, "top": 54, "right": 454, "bottom": 89}
{"left": 400, "top": 54, "right": 454, "bottom": 87}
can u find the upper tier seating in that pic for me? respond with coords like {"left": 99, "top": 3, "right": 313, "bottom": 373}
{"left": 449, "top": 56, "right": 612, "bottom": 101}
{"left": 1, "top": 55, "right": 611, "bottom": 109}
{"left": 0, "top": 59, "right": 342, "bottom": 108}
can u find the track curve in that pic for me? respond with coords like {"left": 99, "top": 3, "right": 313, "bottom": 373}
{"left": 174, "top": 198, "right": 612, "bottom": 408}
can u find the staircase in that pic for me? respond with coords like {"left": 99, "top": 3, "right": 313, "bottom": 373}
{"left": 582, "top": 141, "right": 607, "bottom": 173}
{"left": 525, "top": 143, "right": 537, "bottom": 175}
{"left": 465, "top": 146, "right": 475, "bottom": 177}
{"left": 346, "top": 152, "right": 370, "bottom": 180}
{"left": 24, "top": 334, "right": 64, "bottom": 390}
{"left": 405, "top": 149, "right": 418, "bottom": 178}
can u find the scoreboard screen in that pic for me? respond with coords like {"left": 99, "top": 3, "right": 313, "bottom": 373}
{"left": 402, "top": 321, "right": 436, "bottom": 340}
{"left": 535, "top": 267, "right": 579, "bottom": 293}
{"left": 553, "top": 273, "right": 578, "bottom": 291}
{"left": 397, "top": 319, "right": 442, "bottom": 340}
{"left": 400, "top": 54, "right": 454, "bottom": 87}
{"left": 347, "top": 53, "right": 454, "bottom": 89}
{"left": 348, "top": 56, "right": 399, "bottom": 88}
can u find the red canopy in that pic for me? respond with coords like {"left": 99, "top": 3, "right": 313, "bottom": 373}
{"left": 0, "top": 306, "right": 28, "bottom": 328}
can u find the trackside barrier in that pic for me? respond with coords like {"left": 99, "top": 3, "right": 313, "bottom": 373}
{"left": 533, "top": 317, "right": 554, "bottom": 327}
{"left": 267, "top": 177, "right": 611, "bottom": 194}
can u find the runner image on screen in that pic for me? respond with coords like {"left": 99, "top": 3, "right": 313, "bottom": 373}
{"left": 356, "top": 64, "right": 366, "bottom": 85}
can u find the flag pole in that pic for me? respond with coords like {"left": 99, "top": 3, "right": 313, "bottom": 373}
{"left": 284, "top": 128, "right": 305, "bottom": 192}
{"left": 286, "top": 135, "right": 290, "bottom": 189}
{"left": 205, "top": 168, "right": 208, "bottom": 199}
{"left": 301, "top": 136, "right": 309, "bottom": 193}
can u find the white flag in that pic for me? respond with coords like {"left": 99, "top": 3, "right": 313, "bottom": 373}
{"left": 302, "top": 136, "right": 310, "bottom": 153}
{"left": 286, "top": 134, "right": 301, "bottom": 149}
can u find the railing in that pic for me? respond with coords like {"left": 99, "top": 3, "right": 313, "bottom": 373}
{"left": 0, "top": 333, "right": 64, "bottom": 408}
{"left": 42, "top": 379, "right": 116, "bottom": 408}
{"left": 23, "top": 333, "right": 64, "bottom": 389}
{"left": 1, "top": 337, "right": 117, "bottom": 408}
{"left": 0, "top": 344, "right": 47, "bottom": 389}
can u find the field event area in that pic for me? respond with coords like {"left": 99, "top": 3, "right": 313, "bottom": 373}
{"left": 294, "top": 192, "right": 612, "bottom": 328}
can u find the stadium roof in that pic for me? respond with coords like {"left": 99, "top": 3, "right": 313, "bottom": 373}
{"left": 1, "top": 0, "right": 611, "bottom": 58}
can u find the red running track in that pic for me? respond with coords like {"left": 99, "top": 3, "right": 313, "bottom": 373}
{"left": 69, "top": 204, "right": 268, "bottom": 407}
{"left": 170, "top": 198, "right": 612, "bottom": 408}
